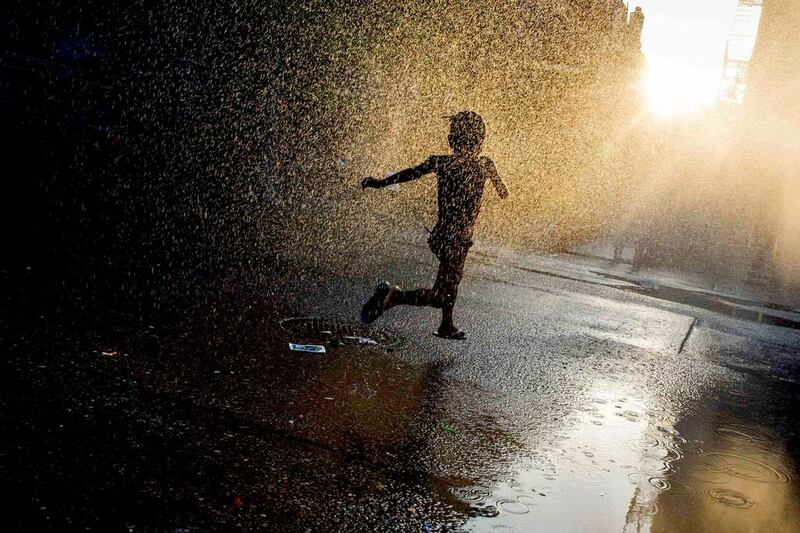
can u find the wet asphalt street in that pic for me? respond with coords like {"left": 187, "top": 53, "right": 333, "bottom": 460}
{"left": 3, "top": 240, "right": 800, "bottom": 532}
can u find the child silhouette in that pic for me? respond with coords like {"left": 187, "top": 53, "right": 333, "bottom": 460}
{"left": 360, "top": 111, "right": 509, "bottom": 339}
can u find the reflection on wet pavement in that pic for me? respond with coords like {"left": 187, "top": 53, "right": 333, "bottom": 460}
{"left": 258, "top": 310, "right": 799, "bottom": 532}
{"left": 446, "top": 374, "right": 799, "bottom": 533}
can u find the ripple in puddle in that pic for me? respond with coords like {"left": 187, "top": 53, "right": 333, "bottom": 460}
{"left": 627, "top": 473, "right": 695, "bottom": 495}
{"left": 496, "top": 499, "right": 530, "bottom": 515}
{"left": 707, "top": 488, "right": 755, "bottom": 509}
{"left": 655, "top": 425, "right": 680, "bottom": 437}
{"left": 617, "top": 410, "right": 641, "bottom": 422}
{"left": 713, "top": 425, "right": 776, "bottom": 446}
{"left": 516, "top": 494, "right": 539, "bottom": 506}
{"left": 629, "top": 500, "right": 660, "bottom": 517}
{"left": 469, "top": 504, "right": 500, "bottom": 518}
{"left": 681, "top": 457, "right": 733, "bottom": 484}
{"left": 629, "top": 434, "right": 661, "bottom": 451}
{"left": 451, "top": 486, "right": 492, "bottom": 504}
{"left": 649, "top": 477, "right": 694, "bottom": 495}
{"left": 702, "top": 452, "right": 790, "bottom": 484}
{"left": 641, "top": 444, "right": 683, "bottom": 464}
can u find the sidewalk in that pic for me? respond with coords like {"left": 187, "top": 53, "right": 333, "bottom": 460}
{"left": 470, "top": 241, "right": 800, "bottom": 329}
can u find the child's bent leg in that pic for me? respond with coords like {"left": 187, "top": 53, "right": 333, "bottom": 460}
{"left": 387, "top": 257, "right": 453, "bottom": 309}
{"left": 364, "top": 249, "right": 467, "bottom": 337}
{"left": 389, "top": 288, "right": 435, "bottom": 308}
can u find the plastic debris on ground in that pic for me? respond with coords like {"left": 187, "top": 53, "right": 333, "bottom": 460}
{"left": 288, "top": 343, "right": 326, "bottom": 354}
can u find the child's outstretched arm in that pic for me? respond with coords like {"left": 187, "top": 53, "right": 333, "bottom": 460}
{"left": 485, "top": 158, "right": 510, "bottom": 199}
{"left": 361, "top": 158, "right": 434, "bottom": 190}
{"left": 491, "top": 173, "right": 510, "bottom": 199}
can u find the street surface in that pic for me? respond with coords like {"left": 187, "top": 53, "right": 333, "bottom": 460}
{"left": 3, "top": 238, "right": 800, "bottom": 532}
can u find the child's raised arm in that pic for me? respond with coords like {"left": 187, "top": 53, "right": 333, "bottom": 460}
{"left": 484, "top": 158, "right": 510, "bottom": 199}
{"left": 361, "top": 157, "right": 435, "bottom": 190}
{"left": 491, "top": 174, "right": 510, "bottom": 199}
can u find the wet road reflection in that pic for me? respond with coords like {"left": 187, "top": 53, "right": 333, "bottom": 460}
{"left": 649, "top": 402, "right": 799, "bottom": 532}
{"left": 271, "top": 311, "right": 800, "bottom": 532}
{"left": 448, "top": 371, "right": 800, "bottom": 533}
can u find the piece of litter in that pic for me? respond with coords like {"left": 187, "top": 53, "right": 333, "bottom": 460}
{"left": 441, "top": 424, "right": 457, "bottom": 435}
{"left": 100, "top": 350, "right": 119, "bottom": 358}
{"left": 289, "top": 343, "right": 326, "bottom": 354}
{"left": 387, "top": 183, "right": 400, "bottom": 192}
{"left": 344, "top": 335, "right": 378, "bottom": 345}
{"left": 324, "top": 396, "right": 334, "bottom": 401}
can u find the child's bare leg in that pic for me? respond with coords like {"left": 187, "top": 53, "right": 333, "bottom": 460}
{"left": 433, "top": 269, "right": 466, "bottom": 339}
{"left": 390, "top": 287, "right": 463, "bottom": 339}
{"left": 388, "top": 288, "right": 433, "bottom": 307}
{"left": 362, "top": 283, "right": 431, "bottom": 324}
{"left": 438, "top": 302, "right": 455, "bottom": 331}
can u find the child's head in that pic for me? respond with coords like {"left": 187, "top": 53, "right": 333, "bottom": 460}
{"left": 447, "top": 111, "right": 485, "bottom": 155}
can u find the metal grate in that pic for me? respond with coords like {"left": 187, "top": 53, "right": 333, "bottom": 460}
{"left": 279, "top": 316, "right": 404, "bottom": 348}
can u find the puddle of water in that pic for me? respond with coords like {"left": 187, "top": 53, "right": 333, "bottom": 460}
{"left": 649, "top": 428, "right": 798, "bottom": 532}
{"left": 457, "top": 384, "right": 669, "bottom": 533}
{"left": 451, "top": 379, "right": 800, "bottom": 533}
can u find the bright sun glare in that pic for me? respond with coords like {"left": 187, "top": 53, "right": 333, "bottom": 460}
{"left": 633, "top": 0, "right": 758, "bottom": 118}
{"left": 643, "top": 58, "right": 722, "bottom": 117}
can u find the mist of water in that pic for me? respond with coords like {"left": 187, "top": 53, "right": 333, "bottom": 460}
{"left": 5, "top": 0, "right": 798, "bottom": 305}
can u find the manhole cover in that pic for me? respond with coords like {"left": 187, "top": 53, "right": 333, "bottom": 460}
{"left": 279, "top": 316, "right": 403, "bottom": 348}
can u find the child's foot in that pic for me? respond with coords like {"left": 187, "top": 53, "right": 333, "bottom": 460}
{"left": 434, "top": 326, "right": 466, "bottom": 340}
{"left": 360, "top": 281, "right": 399, "bottom": 324}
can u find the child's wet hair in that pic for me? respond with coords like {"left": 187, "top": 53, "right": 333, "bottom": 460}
{"left": 447, "top": 111, "right": 485, "bottom": 153}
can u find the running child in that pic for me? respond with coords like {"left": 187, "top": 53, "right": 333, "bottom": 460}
{"left": 360, "top": 111, "right": 509, "bottom": 339}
